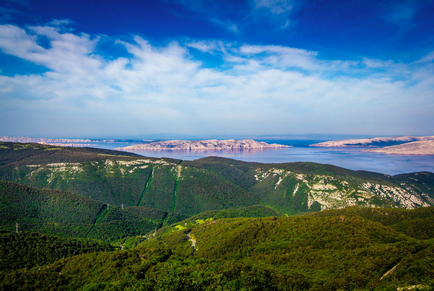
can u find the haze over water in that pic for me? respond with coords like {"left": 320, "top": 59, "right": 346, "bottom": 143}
{"left": 93, "top": 140, "right": 434, "bottom": 176}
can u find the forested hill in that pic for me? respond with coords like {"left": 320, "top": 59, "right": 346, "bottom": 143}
{"left": 1, "top": 142, "right": 434, "bottom": 218}
{"left": 2, "top": 211, "right": 434, "bottom": 290}
{"left": 0, "top": 180, "right": 281, "bottom": 241}
{"left": 0, "top": 180, "right": 166, "bottom": 241}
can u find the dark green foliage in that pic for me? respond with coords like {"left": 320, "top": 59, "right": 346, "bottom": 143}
{"left": 192, "top": 157, "right": 258, "bottom": 190}
{"left": 2, "top": 214, "right": 434, "bottom": 290}
{"left": 393, "top": 172, "right": 434, "bottom": 198}
{"left": 312, "top": 206, "right": 434, "bottom": 239}
{"left": 0, "top": 181, "right": 172, "bottom": 241}
{"left": 86, "top": 207, "right": 161, "bottom": 241}
{"left": 176, "top": 166, "right": 255, "bottom": 215}
{"left": 0, "top": 180, "right": 102, "bottom": 237}
{"left": 190, "top": 205, "right": 283, "bottom": 220}
{"left": 140, "top": 165, "right": 176, "bottom": 211}
{"left": 0, "top": 142, "right": 140, "bottom": 167}
{"left": 0, "top": 232, "right": 113, "bottom": 272}
{"left": 165, "top": 212, "right": 190, "bottom": 225}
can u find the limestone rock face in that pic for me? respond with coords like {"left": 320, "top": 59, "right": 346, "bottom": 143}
{"left": 116, "top": 139, "right": 290, "bottom": 151}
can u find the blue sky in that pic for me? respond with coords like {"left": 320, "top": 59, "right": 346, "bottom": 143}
{"left": 0, "top": 0, "right": 433, "bottom": 138}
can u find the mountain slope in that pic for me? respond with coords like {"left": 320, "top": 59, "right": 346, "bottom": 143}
{"left": 0, "top": 232, "right": 114, "bottom": 272}
{"left": 1, "top": 142, "right": 434, "bottom": 217}
{"left": 0, "top": 181, "right": 167, "bottom": 241}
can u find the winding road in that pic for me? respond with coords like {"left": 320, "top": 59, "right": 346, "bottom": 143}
{"left": 187, "top": 232, "right": 196, "bottom": 251}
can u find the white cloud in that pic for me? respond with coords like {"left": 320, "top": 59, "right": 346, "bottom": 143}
{"left": 254, "top": 0, "right": 294, "bottom": 14}
{"left": 46, "top": 19, "right": 74, "bottom": 27}
{"left": 0, "top": 23, "right": 433, "bottom": 136}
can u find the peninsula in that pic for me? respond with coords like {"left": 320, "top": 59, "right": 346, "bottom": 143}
{"left": 116, "top": 139, "right": 290, "bottom": 151}
{"left": 364, "top": 140, "right": 434, "bottom": 155}
{"left": 310, "top": 136, "right": 434, "bottom": 155}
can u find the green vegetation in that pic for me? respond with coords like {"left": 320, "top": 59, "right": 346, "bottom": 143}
{"left": 0, "top": 232, "right": 114, "bottom": 272}
{"left": 1, "top": 213, "right": 434, "bottom": 290}
{"left": 0, "top": 181, "right": 170, "bottom": 241}
{"left": 156, "top": 205, "right": 284, "bottom": 236}
{"left": 1, "top": 142, "right": 434, "bottom": 290}
{"left": 1, "top": 142, "right": 434, "bottom": 217}
{"left": 312, "top": 206, "right": 434, "bottom": 240}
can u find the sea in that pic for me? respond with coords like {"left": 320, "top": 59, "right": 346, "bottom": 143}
{"left": 80, "top": 139, "right": 434, "bottom": 176}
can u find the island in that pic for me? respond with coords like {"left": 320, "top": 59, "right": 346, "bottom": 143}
{"left": 116, "top": 139, "right": 290, "bottom": 151}
{"left": 364, "top": 140, "right": 434, "bottom": 155}
{"left": 310, "top": 135, "right": 434, "bottom": 155}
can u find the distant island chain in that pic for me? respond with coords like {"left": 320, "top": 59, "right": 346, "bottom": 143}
{"left": 1, "top": 135, "right": 434, "bottom": 155}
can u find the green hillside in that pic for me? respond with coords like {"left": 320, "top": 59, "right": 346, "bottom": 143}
{"left": 1, "top": 142, "right": 434, "bottom": 218}
{"left": 0, "top": 180, "right": 283, "bottom": 243}
{"left": 0, "top": 181, "right": 169, "bottom": 241}
{"left": 1, "top": 213, "right": 434, "bottom": 290}
{"left": 312, "top": 206, "right": 434, "bottom": 240}
{"left": 0, "top": 232, "right": 114, "bottom": 272}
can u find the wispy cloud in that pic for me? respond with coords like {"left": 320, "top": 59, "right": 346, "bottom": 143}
{"left": 383, "top": 0, "right": 430, "bottom": 29}
{"left": 254, "top": 0, "right": 295, "bottom": 15}
{"left": 0, "top": 23, "right": 433, "bottom": 136}
{"left": 0, "top": 7, "right": 17, "bottom": 22}
{"left": 250, "top": 0, "right": 299, "bottom": 31}
{"left": 46, "top": 19, "right": 74, "bottom": 27}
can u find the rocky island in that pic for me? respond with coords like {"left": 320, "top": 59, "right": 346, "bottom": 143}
{"left": 116, "top": 139, "right": 290, "bottom": 151}
{"left": 310, "top": 136, "right": 434, "bottom": 155}
{"left": 364, "top": 140, "right": 434, "bottom": 155}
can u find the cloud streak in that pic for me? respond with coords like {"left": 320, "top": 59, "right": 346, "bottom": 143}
{"left": 0, "top": 23, "right": 433, "bottom": 137}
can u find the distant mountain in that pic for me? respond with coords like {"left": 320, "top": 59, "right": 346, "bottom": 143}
{"left": 0, "top": 136, "right": 97, "bottom": 143}
{"left": 116, "top": 139, "right": 290, "bottom": 151}
{"left": 0, "top": 136, "right": 148, "bottom": 148}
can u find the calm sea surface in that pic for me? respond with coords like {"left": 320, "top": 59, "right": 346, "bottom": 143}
{"left": 86, "top": 140, "right": 434, "bottom": 176}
